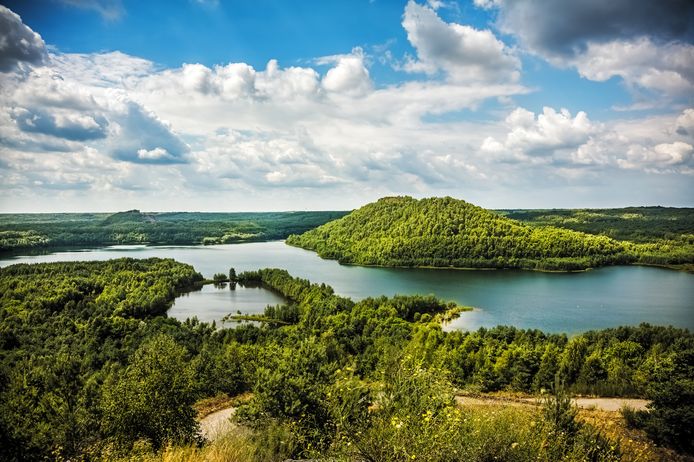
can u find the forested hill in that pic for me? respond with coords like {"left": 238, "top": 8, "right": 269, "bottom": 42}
{"left": 0, "top": 210, "right": 348, "bottom": 252}
{"left": 287, "top": 196, "right": 681, "bottom": 271}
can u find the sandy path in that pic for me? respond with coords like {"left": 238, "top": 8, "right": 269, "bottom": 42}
{"left": 199, "top": 406, "right": 236, "bottom": 441}
{"left": 456, "top": 395, "right": 649, "bottom": 412}
{"left": 573, "top": 397, "right": 648, "bottom": 411}
{"left": 199, "top": 396, "right": 648, "bottom": 441}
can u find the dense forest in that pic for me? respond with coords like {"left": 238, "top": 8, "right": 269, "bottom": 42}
{"left": 287, "top": 196, "right": 694, "bottom": 271}
{"left": 0, "top": 210, "right": 347, "bottom": 252}
{"left": 1, "top": 260, "right": 691, "bottom": 460}
{"left": 502, "top": 207, "right": 694, "bottom": 244}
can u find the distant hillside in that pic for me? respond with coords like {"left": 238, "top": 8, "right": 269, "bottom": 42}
{"left": 287, "top": 196, "right": 636, "bottom": 271}
{"left": 499, "top": 207, "right": 694, "bottom": 243}
{"left": 101, "top": 209, "right": 156, "bottom": 225}
{"left": 0, "top": 211, "right": 348, "bottom": 252}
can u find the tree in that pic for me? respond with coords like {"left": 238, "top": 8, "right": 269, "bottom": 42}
{"left": 213, "top": 272, "right": 227, "bottom": 283}
{"left": 101, "top": 334, "right": 199, "bottom": 450}
{"left": 641, "top": 338, "right": 694, "bottom": 454}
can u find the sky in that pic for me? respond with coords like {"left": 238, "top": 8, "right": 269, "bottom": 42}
{"left": 0, "top": 0, "right": 692, "bottom": 212}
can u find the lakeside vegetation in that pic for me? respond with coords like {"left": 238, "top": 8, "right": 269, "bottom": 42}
{"left": 1, "top": 260, "right": 692, "bottom": 460}
{"left": 4, "top": 200, "right": 691, "bottom": 273}
{"left": 0, "top": 210, "right": 347, "bottom": 252}
{"left": 501, "top": 206, "right": 694, "bottom": 244}
{"left": 287, "top": 196, "right": 694, "bottom": 271}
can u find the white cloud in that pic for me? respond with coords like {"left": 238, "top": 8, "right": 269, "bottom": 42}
{"left": 181, "top": 63, "right": 214, "bottom": 93}
{"left": 10, "top": 106, "right": 108, "bottom": 141}
{"left": 0, "top": 3, "right": 691, "bottom": 211}
{"left": 401, "top": 1, "right": 520, "bottom": 83}
{"left": 0, "top": 64, "right": 189, "bottom": 165}
{"left": 321, "top": 48, "right": 372, "bottom": 96}
{"left": 676, "top": 108, "right": 694, "bottom": 136}
{"left": 617, "top": 142, "right": 693, "bottom": 171}
{"left": 137, "top": 147, "right": 175, "bottom": 161}
{"left": 57, "top": 0, "right": 125, "bottom": 21}
{"left": 653, "top": 141, "right": 693, "bottom": 165}
{"left": 214, "top": 63, "right": 256, "bottom": 98}
{"left": 572, "top": 38, "right": 694, "bottom": 98}
{"left": 478, "top": 0, "right": 694, "bottom": 100}
{"left": 50, "top": 51, "right": 153, "bottom": 88}
{"left": 483, "top": 107, "right": 597, "bottom": 161}
{"left": 105, "top": 100, "right": 190, "bottom": 164}
{"left": 484, "top": 106, "right": 694, "bottom": 174}
{"left": 136, "top": 58, "right": 321, "bottom": 102}
{"left": 255, "top": 60, "right": 320, "bottom": 100}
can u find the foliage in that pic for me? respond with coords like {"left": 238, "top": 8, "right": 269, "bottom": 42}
{"left": 622, "top": 337, "right": 694, "bottom": 454}
{"left": 502, "top": 206, "right": 694, "bottom": 268}
{"left": 212, "top": 273, "right": 227, "bottom": 282}
{"left": 287, "top": 196, "right": 684, "bottom": 271}
{"left": 101, "top": 334, "right": 199, "bottom": 451}
{"left": 1, "top": 261, "right": 691, "bottom": 460}
{"left": 0, "top": 259, "right": 206, "bottom": 460}
{"left": 502, "top": 206, "right": 694, "bottom": 244}
{"left": 0, "top": 210, "right": 347, "bottom": 252}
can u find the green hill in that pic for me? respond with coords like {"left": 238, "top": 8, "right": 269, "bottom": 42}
{"left": 101, "top": 209, "right": 155, "bottom": 225}
{"left": 286, "top": 196, "right": 634, "bottom": 271}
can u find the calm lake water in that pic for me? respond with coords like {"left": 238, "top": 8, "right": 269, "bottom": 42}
{"left": 1, "top": 241, "right": 692, "bottom": 333}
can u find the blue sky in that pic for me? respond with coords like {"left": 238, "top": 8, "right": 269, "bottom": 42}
{"left": 0, "top": 0, "right": 692, "bottom": 211}
{"left": 5, "top": 0, "right": 633, "bottom": 116}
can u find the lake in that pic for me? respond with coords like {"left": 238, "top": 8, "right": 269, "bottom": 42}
{"left": 1, "top": 241, "right": 692, "bottom": 333}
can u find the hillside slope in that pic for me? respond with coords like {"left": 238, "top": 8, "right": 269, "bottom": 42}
{"left": 287, "top": 196, "right": 633, "bottom": 271}
{"left": 0, "top": 210, "right": 348, "bottom": 251}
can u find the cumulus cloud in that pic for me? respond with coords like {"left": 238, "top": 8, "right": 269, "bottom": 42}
{"left": 137, "top": 59, "right": 321, "bottom": 101}
{"left": 401, "top": 1, "right": 520, "bottom": 83}
{"left": 676, "top": 108, "right": 694, "bottom": 135}
{"left": 478, "top": 0, "right": 694, "bottom": 99}
{"left": 0, "top": 6, "right": 47, "bottom": 72}
{"left": 107, "top": 101, "right": 190, "bottom": 164}
{"left": 572, "top": 38, "right": 694, "bottom": 97}
{"left": 10, "top": 106, "right": 109, "bottom": 141}
{"left": 0, "top": 64, "right": 189, "bottom": 165}
{"left": 255, "top": 60, "right": 321, "bottom": 100}
{"left": 320, "top": 48, "right": 373, "bottom": 96}
{"left": 484, "top": 106, "right": 694, "bottom": 174}
{"left": 481, "top": 0, "right": 693, "bottom": 58}
{"left": 0, "top": 3, "right": 691, "bottom": 211}
{"left": 482, "top": 107, "right": 596, "bottom": 161}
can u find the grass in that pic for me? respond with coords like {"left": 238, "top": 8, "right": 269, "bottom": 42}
{"left": 113, "top": 400, "right": 687, "bottom": 462}
{"left": 194, "top": 393, "right": 252, "bottom": 420}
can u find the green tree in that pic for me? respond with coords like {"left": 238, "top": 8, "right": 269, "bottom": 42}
{"left": 213, "top": 272, "right": 227, "bottom": 283}
{"left": 640, "top": 338, "right": 694, "bottom": 454}
{"left": 101, "top": 334, "right": 199, "bottom": 450}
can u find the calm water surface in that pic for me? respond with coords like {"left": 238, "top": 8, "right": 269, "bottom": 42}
{"left": 1, "top": 241, "right": 692, "bottom": 333}
{"left": 170, "top": 283, "right": 285, "bottom": 325}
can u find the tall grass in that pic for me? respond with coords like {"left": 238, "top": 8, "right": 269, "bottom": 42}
{"left": 107, "top": 428, "right": 256, "bottom": 462}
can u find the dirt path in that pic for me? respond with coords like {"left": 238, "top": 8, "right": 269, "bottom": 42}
{"left": 573, "top": 397, "right": 648, "bottom": 411}
{"left": 456, "top": 394, "right": 649, "bottom": 412}
{"left": 199, "top": 406, "right": 236, "bottom": 441}
{"left": 198, "top": 396, "right": 648, "bottom": 441}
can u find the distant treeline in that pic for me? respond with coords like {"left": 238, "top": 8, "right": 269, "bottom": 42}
{"left": 1, "top": 262, "right": 692, "bottom": 460}
{"left": 0, "top": 210, "right": 348, "bottom": 252}
{"left": 288, "top": 196, "right": 694, "bottom": 271}
{"left": 501, "top": 206, "right": 694, "bottom": 244}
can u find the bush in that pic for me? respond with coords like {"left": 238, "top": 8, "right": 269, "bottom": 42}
{"left": 212, "top": 273, "right": 227, "bottom": 282}
{"left": 101, "top": 334, "right": 199, "bottom": 451}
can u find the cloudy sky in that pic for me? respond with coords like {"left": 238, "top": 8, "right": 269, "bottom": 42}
{"left": 0, "top": 0, "right": 692, "bottom": 212}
